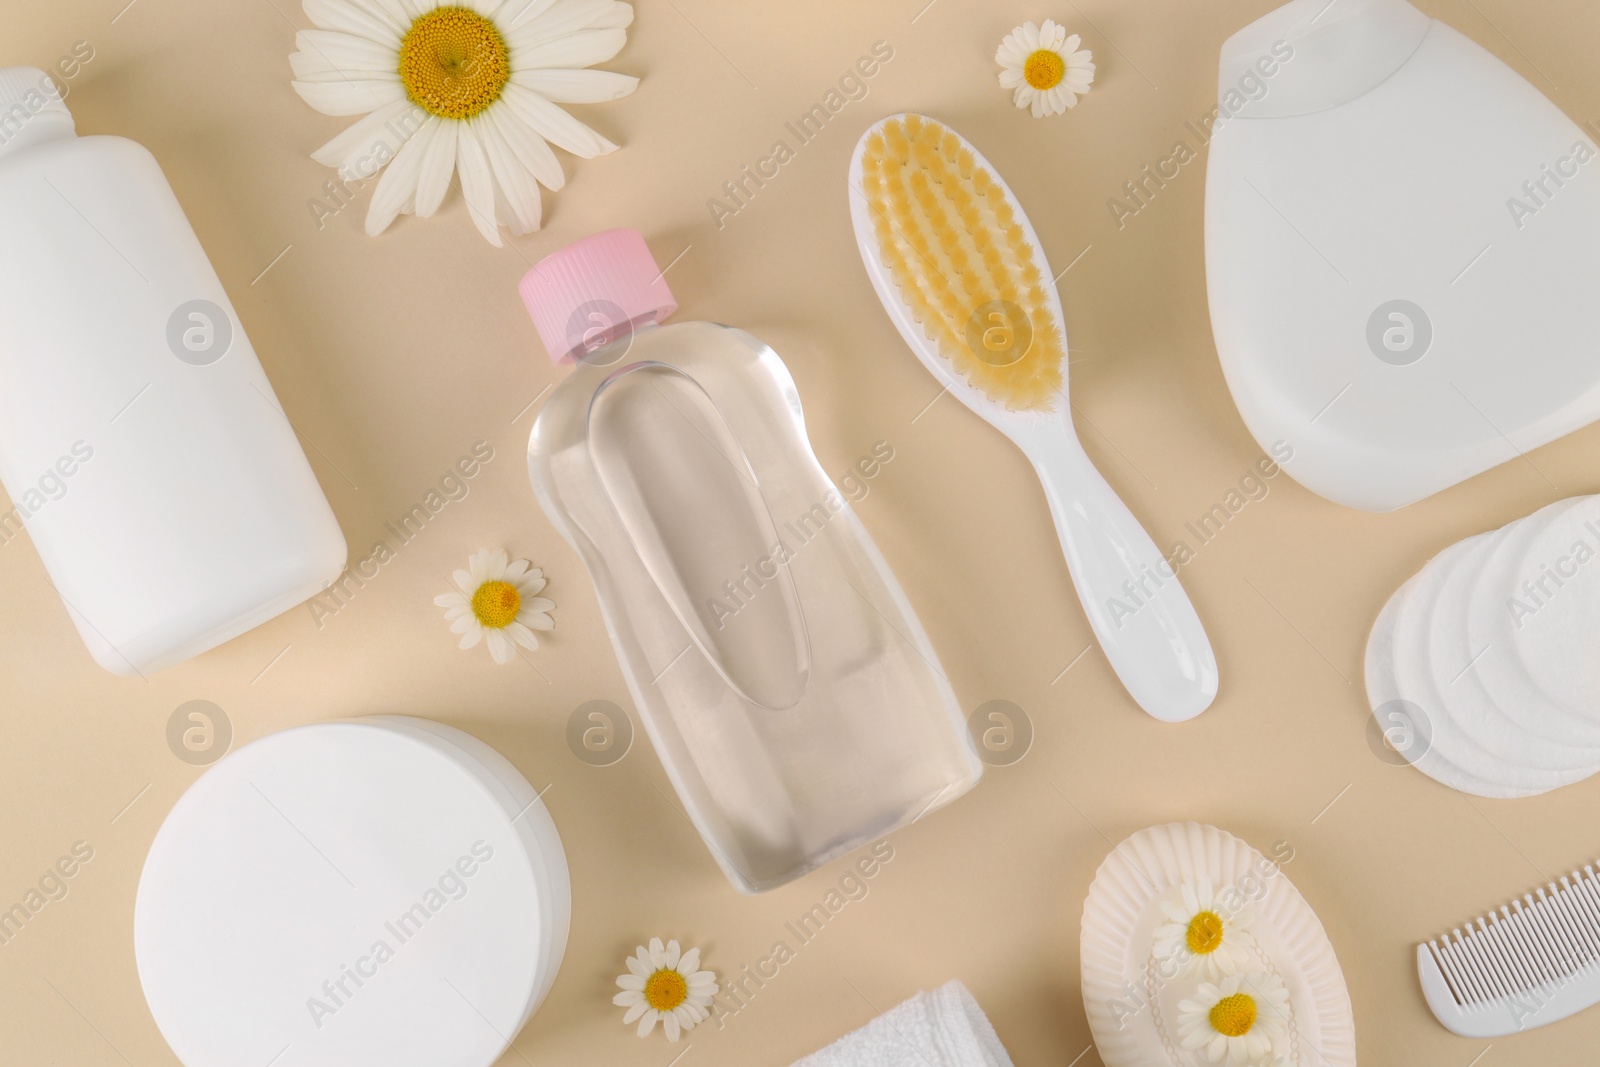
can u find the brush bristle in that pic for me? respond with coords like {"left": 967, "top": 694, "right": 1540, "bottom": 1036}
{"left": 861, "top": 113, "right": 1064, "bottom": 413}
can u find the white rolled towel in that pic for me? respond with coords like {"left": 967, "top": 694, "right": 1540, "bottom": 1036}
{"left": 792, "top": 981, "right": 1014, "bottom": 1066}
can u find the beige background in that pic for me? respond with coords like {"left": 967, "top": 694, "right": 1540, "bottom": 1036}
{"left": 3, "top": 0, "right": 1600, "bottom": 1063}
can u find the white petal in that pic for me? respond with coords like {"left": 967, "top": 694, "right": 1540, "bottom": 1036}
{"left": 1012, "top": 85, "right": 1035, "bottom": 110}
{"left": 622, "top": 1001, "right": 648, "bottom": 1024}
{"left": 487, "top": 104, "right": 566, "bottom": 190}
{"left": 414, "top": 120, "right": 459, "bottom": 217}
{"left": 513, "top": 67, "right": 637, "bottom": 102}
{"left": 311, "top": 98, "right": 423, "bottom": 173}
{"left": 664, "top": 940, "right": 681, "bottom": 969}
{"left": 456, "top": 121, "right": 504, "bottom": 245}
{"left": 303, "top": 0, "right": 403, "bottom": 47}
{"left": 508, "top": 26, "right": 628, "bottom": 70}
{"left": 499, "top": 0, "right": 559, "bottom": 28}
{"left": 518, "top": 0, "right": 633, "bottom": 40}
{"left": 636, "top": 1011, "right": 658, "bottom": 1037}
{"left": 616, "top": 974, "right": 645, "bottom": 992}
{"left": 366, "top": 117, "right": 437, "bottom": 234}
{"left": 294, "top": 28, "right": 399, "bottom": 73}
{"left": 678, "top": 948, "right": 700, "bottom": 973}
{"left": 458, "top": 628, "right": 484, "bottom": 650}
{"left": 449, "top": 616, "right": 479, "bottom": 634}
{"left": 502, "top": 83, "right": 616, "bottom": 156}
{"left": 293, "top": 75, "right": 405, "bottom": 117}
{"left": 506, "top": 621, "right": 540, "bottom": 650}
{"left": 478, "top": 115, "right": 544, "bottom": 233}
{"left": 433, "top": 591, "right": 468, "bottom": 608}
{"left": 626, "top": 952, "right": 649, "bottom": 977}
{"left": 1040, "top": 21, "right": 1067, "bottom": 50}
{"left": 1063, "top": 33, "right": 1082, "bottom": 53}
{"left": 486, "top": 629, "right": 515, "bottom": 664}
{"left": 1019, "top": 21, "right": 1041, "bottom": 50}
{"left": 523, "top": 609, "right": 555, "bottom": 631}
{"left": 648, "top": 937, "right": 665, "bottom": 968}
{"left": 504, "top": 558, "right": 530, "bottom": 581}
{"left": 998, "top": 68, "right": 1023, "bottom": 89}
{"left": 662, "top": 1012, "right": 680, "bottom": 1042}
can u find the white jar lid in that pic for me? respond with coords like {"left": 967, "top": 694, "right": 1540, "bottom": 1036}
{"left": 135, "top": 717, "right": 570, "bottom": 1067}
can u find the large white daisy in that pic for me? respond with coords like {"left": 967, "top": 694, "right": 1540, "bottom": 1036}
{"left": 291, "top": 0, "right": 638, "bottom": 245}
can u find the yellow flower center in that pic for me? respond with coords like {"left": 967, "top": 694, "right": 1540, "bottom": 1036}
{"left": 471, "top": 580, "right": 521, "bottom": 629}
{"left": 399, "top": 7, "right": 511, "bottom": 120}
{"left": 644, "top": 968, "right": 688, "bottom": 1012}
{"left": 1023, "top": 49, "right": 1066, "bottom": 90}
{"left": 1186, "top": 910, "right": 1225, "bottom": 955}
{"left": 1209, "top": 992, "right": 1257, "bottom": 1037}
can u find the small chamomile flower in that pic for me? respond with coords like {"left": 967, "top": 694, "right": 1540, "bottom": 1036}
{"left": 995, "top": 19, "right": 1095, "bottom": 117}
{"left": 433, "top": 548, "right": 554, "bottom": 664}
{"left": 1176, "top": 972, "right": 1291, "bottom": 1066}
{"left": 612, "top": 937, "right": 718, "bottom": 1041}
{"left": 1152, "top": 878, "right": 1257, "bottom": 979}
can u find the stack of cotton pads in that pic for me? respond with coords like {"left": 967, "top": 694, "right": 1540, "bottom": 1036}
{"left": 1366, "top": 496, "right": 1600, "bottom": 798}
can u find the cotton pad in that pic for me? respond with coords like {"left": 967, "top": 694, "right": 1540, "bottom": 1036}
{"left": 1386, "top": 536, "right": 1579, "bottom": 795}
{"left": 1503, "top": 496, "right": 1600, "bottom": 716}
{"left": 1464, "top": 499, "right": 1600, "bottom": 745}
{"left": 1427, "top": 513, "right": 1600, "bottom": 769}
{"left": 1364, "top": 538, "right": 1539, "bottom": 798}
{"left": 134, "top": 717, "right": 570, "bottom": 1067}
{"left": 1366, "top": 498, "right": 1600, "bottom": 798}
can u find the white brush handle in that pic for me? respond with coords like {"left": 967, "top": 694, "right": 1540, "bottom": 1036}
{"left": 1025, "top": 422, "right": 1218, "bottom": 721}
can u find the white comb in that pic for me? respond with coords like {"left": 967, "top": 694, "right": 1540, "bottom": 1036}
{"left": 1419, "top": 861, "right": 1600, "bottom": 1036}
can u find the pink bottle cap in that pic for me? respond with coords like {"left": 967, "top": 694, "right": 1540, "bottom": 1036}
{"left": 519, "top": 228, "right": 678, "bottom": 364}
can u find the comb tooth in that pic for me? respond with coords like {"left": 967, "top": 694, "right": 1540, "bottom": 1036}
{"left": 1507, "top": 898, "right": 1553, "bottom": 983}
{"left": 1443, "top": 929, "right": 1487, "bottom": 1005}
{"left": 1525, "top": 891, "right": 1575, "bottom": 982}
{"left": 1433, "top": 935, "right": 1470, "bottom": 1004}
{"left": 1488, "top": 907, "right": 1541, "bottom": 993}
{"left": 1462, "top": 919, "right": 1514, "bottom": 1002}
{"left": 1532, "top": 887, "right": 1585, "bottom": 979}
{"left": 1547, "top": 878, "right": 1599, "bottom": 970}
{"left": 1503, "top": 901, "right": 1557, "bottom": 990}
{"left": 1470, "top": 916, "right": 1521, "bottom": 1001}
{"left": 1567, "top": 868, "right": 1600, "bottom": 961}
{"left": 1427, "top": 940, "right": 1465, "bottom": 1004}
{"left": 1453, "top": 926, "right": 1499, "bottom": 1004}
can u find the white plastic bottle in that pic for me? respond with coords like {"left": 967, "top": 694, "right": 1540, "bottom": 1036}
{"left": 0, "top": 68, "right": 347, "bottom": 675}
{"left": 523, "top": 229, "right": 981, "bottom": 892}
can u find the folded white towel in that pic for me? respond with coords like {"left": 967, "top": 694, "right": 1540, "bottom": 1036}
{"left": 792, "top": 981, "right": 1014, "bottom": 1067}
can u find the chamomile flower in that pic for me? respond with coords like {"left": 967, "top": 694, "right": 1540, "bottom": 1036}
{"left": 1152, "top": 878, "right": 1257, "bottom": 979}
{"left": 290, "top": 0, "right": 639, "bottom": 245}
{"left": 995, "top": 19, "right": 1095, "bottom": 117}
{"left": 433, "top": 549, "right": 555, "bottom": 664}
{"left": 1176, "top": 973, "right": 1290, "bottom": 1066}
{"left": 612, "top": 937, "right": 718, "bottom": 1041}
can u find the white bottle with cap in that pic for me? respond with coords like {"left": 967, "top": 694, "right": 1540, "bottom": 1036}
{"left": 0, "top": 67, "right": 347, "bottom": 674}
